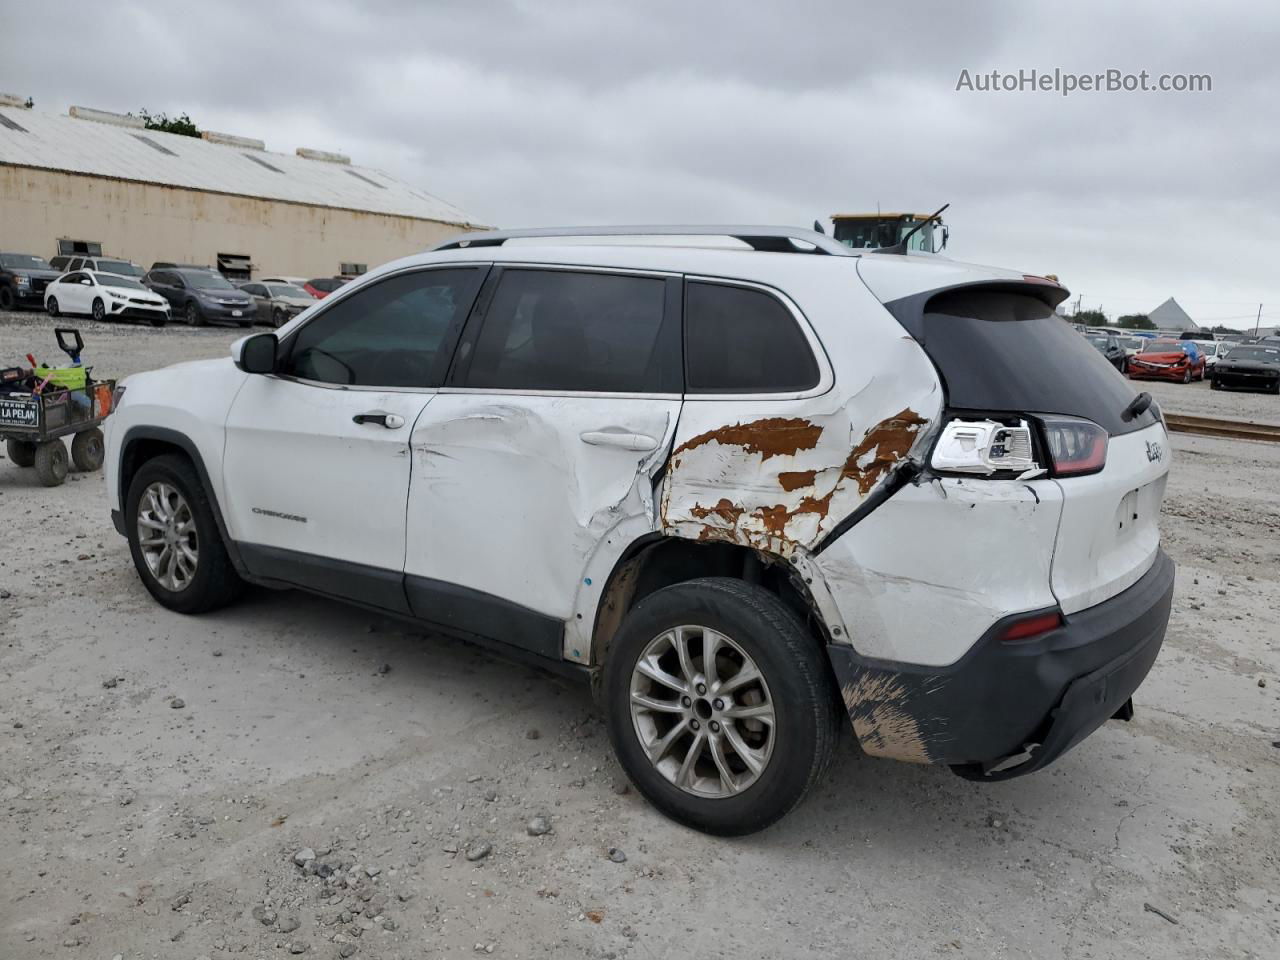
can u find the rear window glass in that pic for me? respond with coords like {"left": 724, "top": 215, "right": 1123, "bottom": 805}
{"left": 685, "top": 282, "right": 820, "bottom": 393}
{"left": 915, "top": 289, "right": 1157, "bottom": 435}
{"left": 459, "top": 269, "right": 678, "bottom": 393}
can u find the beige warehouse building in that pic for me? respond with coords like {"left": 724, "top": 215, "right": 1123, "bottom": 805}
{"left": 0, "top": 98, "right": 483, "bottom": 280}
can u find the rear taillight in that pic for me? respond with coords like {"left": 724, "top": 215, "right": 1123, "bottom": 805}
{"left": 1039, "top": 415, "right": 1108, "bottom": 476}
{"left": 997, "top": 610, "right": 1064, "bottom": 642}
{"left": 930, "top": 418, "right": 1038, "bottom": 475}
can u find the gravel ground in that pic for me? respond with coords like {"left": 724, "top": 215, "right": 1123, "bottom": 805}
{"left": 2, "top": 309, "right": 1278, "bottom": 959}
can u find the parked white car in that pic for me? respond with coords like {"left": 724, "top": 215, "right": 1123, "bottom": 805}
{"left": 46, "top": 270, "right": 170, "bottom": 326}
{"left": 103, "top": 226, "right": 1174, "bottom": 834}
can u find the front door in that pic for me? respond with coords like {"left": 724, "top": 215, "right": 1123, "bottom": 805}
{"left": 221, "top": 265, "right": 488, "bottom": 612}
{"left": 404, "top": 266, "right": 683, "bottom": 657}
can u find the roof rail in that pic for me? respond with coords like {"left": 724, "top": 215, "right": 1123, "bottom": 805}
{"left": 431, "top": 225, "right": 858, "bottom": 256}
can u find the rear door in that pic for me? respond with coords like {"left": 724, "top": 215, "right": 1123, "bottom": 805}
{"left": 60, "top": 272, "right": 91, "bottom": 313}
{"left": 404, "top": 266, "right": 682, "bottom": 656}
{"left": 221, "top": 265, "right": 486, "bottom": 610}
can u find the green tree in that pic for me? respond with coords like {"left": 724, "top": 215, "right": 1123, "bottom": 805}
{"left": 1116, "top": 313, "right": 1155, "bottom": 330}
{"left": 134, "top": 109, "right": 201, "bottom": 138}
{"left": 1076, "top": 309, "right": 1109, "bottom": 327}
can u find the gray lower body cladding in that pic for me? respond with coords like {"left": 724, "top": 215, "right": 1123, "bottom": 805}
{"left": 826, "top": 548, "right": 1174, "bottom": 778}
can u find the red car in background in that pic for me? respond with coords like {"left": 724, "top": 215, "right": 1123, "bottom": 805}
{"left": 1127, "top": 338, "right": 1206, "bottom": 383}
{"left": 304, "top": 277, "right": 350, "bottom": 300}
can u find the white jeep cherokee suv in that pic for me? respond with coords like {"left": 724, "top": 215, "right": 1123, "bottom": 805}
{"left": 105, "top": 226, "right": 1174, "bottom": 835}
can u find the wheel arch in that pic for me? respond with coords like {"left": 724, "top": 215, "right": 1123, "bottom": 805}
{"left": 587, "top": 535, "right": 834, "bottom": 692}
{"left": 118, "top": 426, "right": 248, "bottom": 576}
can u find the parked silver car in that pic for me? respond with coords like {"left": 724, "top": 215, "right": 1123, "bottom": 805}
{"left": 239, "top": 281, "right": 317, "bottom": 327}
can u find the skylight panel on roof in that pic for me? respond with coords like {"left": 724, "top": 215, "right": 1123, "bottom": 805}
{"left": 132, "top": 134, "right": 177, "bottom": 156}
{"left": 345, "top": 168, "right": 386, "bottom": 189}
{"left": 243, "top": 152, "right": 284, "bottom": 174}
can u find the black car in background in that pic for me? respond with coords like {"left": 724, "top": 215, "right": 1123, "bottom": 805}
{"left": 0, "top": 252, "right": 62, "bottom": 310}
{"left": 1210, "top": 343, "right": 1280, "bottom": 393}
{"left": 1086, "top": 332, "right": 1128, "bottom": 371}
{"left": 142, "top": 268, "right": 255, "bottom": 327}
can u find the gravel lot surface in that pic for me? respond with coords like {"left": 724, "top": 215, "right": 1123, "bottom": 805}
{"left": 2, "top": 310, "right": 1278, "bottom": 959}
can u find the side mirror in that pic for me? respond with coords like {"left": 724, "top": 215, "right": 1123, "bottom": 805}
{"left": 233, "top": 333, "right": 278, "bottom": 374}
{"left": 80, "top": 279, "right": 92, "bottom": 285}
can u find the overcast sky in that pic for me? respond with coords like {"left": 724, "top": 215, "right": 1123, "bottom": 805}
{"left": 5, "top": 1, "right": 1279, "bottom": 328}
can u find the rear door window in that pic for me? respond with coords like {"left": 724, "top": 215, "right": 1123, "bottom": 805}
{"left": 281, "top": 267, "right": 484, "bottom": 388}
{"left": 685, "top": 281, "right": 819, "bottom": 393}
{"left": 456, "top": 269, "right": 679, "bottom": 393}
{"left": 911, "top": 288, "right": 1157, "bottom": 435}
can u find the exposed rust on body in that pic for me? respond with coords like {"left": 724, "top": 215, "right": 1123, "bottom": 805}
{"left": 778, "top": 469, "right": 817, "bottom": 491}
{"left": 674, "top": 417, "right": 823, "bottom": 461}
{"left": 666, "top": 408, "right": 929, "bottom": 554}
{"left": 688, "top": 498, "right": 745, "bottom": 525}
{"left": 841, "top": 407, "right": 928, "bottom": 496}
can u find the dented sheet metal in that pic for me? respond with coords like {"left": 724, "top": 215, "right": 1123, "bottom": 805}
{"left": 661, "top": 406, "right": 930, "bottom": 556}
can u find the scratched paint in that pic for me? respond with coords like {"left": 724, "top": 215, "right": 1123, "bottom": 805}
{"left": 840, "top": 670, "right": 952, "bottom": 763}
{"left": 661, "top": 408, "right": 929, "bottom": 556}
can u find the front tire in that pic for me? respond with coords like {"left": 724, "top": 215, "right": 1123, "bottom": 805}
{"left": 185, "top": 301, "right": 205, "bottom": 326}
{"left": 6, "top": 438, "right": 37, "bottom": 467}
{"left": 1182, "top": 368, "right": 1192, "bottom": 384}
{"left": 46, "top": 296, "right": 60, "bottom": 317}
{"left": 1210, "top": 377, "right": 1221, "bottom": 391}
{"left": 125, "top": 454, "right": 244, "bottom": 614}
{"left": 0, "top": 285, "right": 15, "bottom": 310}
{"left": 603, "top": 578, "right": 839, "bottom": 836}
{"left": 33, "top": 440, "right": 69, "bottom": 486}
{"left": 91, "top": 298, "right": 106, "bottom": 321}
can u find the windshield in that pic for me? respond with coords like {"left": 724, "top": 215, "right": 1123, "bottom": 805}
{"left": 1197, "top": 342, "right": 1218, "bottom": 356}
{"left": 97, "top": 259, "right": 142, "bottom": 277}
{"left": 269, "top": 284, "right": 314, "bottom": 299}
{"left": 1117, "top": 337, "right": 1143, "bottom": 350}
{"left": 1225, "top": 346, "right": 1280, "bottom": 362}
{"left": 1141, "top": 340, "right": 1188, "bottom": 354}
{"left": 0, "top": 253, "right": 52, "bottom": 270}
{"left": 1086, "top": 336, "right": 1111, "bottom": 351}
{"left": 95, "top": 273, "right": 147, "bottom": 291}
{"left": 179, "top": 270, "right": 236, "bottom": 290}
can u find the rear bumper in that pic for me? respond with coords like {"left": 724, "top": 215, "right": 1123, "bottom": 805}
{"left": 827, "top": 548, "right": 1174, "bottom": 778}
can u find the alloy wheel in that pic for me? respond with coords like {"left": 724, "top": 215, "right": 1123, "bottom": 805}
{"left": 136, "top": 481, "right": 199, "bottom": 591}
{"left": 629, "top": 625, "right": 776, "bottom": 798}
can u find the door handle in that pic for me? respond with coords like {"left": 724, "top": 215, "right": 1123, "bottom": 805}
{"left": 580, "top": 429, "right": 660, "bottom": 452}
{"left": 353, "top": 412, "right": 405, "bottom": 429}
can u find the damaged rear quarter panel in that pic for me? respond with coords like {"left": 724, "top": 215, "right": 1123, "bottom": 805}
{"left": 660, "top": 333, "right": 943, "bottom": 556}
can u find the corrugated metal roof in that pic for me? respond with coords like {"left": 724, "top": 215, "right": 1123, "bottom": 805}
{"left": 0, "top": 107, "right": 480, "bottom": 227}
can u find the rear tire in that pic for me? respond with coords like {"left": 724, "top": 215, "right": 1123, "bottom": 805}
{"left": 6, "top": 438, "right": 37, "bottom": 467}
{"left": 603, "top": 577, "right": 840, "bottom": 836}
{"left": 71, "top": 428, "right": 105, "bottom": 471}
{"left": 125, "top": 454, "right": 244, "bottom": 614}
{"left": 33, "top": 440, "right": 69, "bottom": 486}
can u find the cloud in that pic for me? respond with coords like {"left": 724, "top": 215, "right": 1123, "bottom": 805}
{"left": 3, "top": 0, "right": 1278, "bottom": 322}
